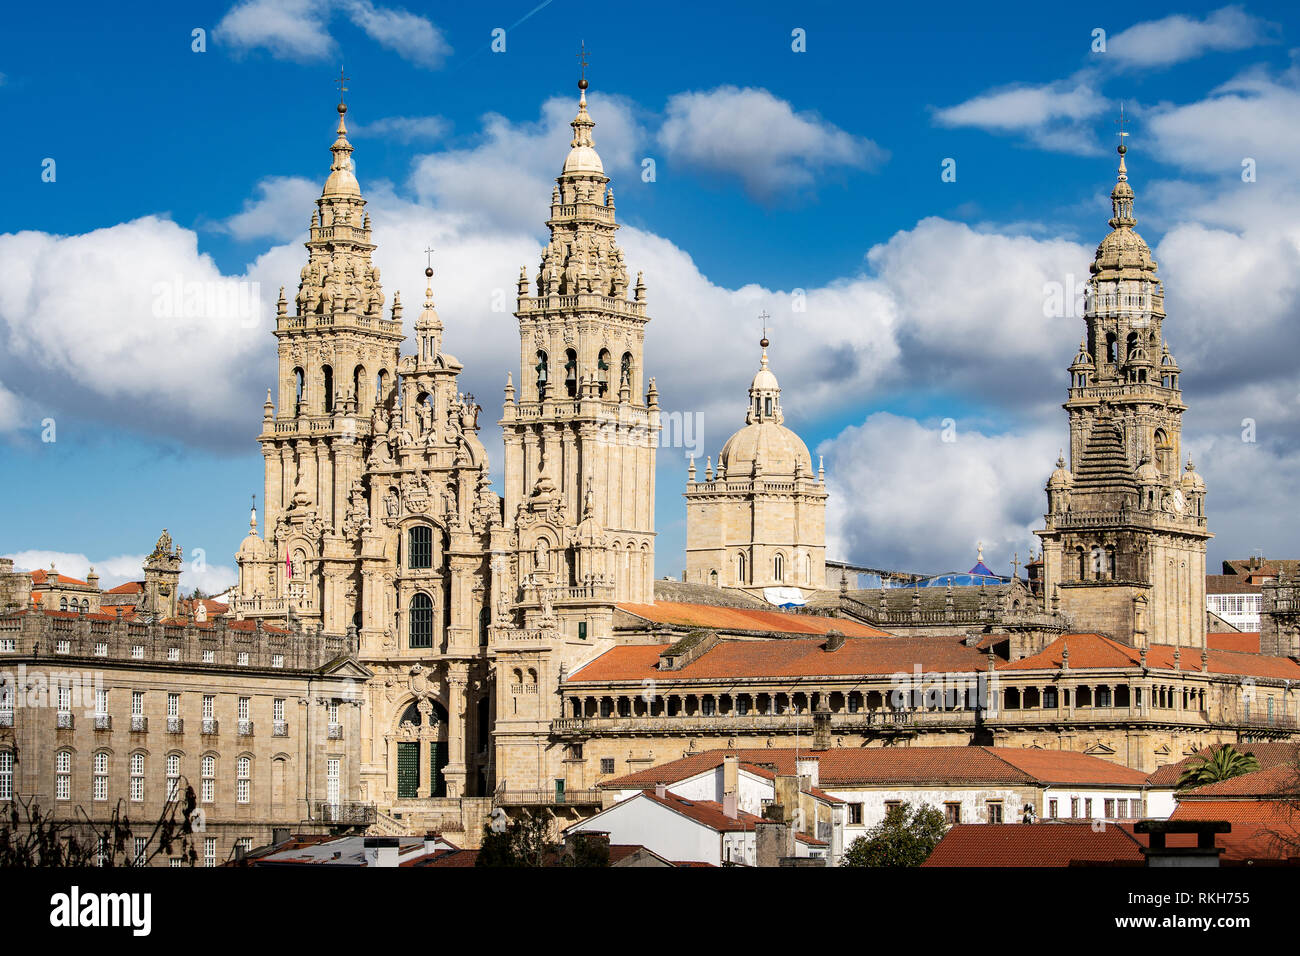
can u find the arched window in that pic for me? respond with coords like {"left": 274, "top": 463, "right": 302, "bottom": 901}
{"left": 409, "top": 593, "right": 433, "bottom": 648}
{"left": 293, "top": 367, "right": 305, "bottom": 413}
{"left": 479, "top": 607, "right": 490, "bottom": 646}
{"left": 408, "top": 526, "right": 433, "bottom": 569}
{"left": 353, "top": 364, "right": 366, "bottom": 408}
{"left": 1125, "top": 331, "right": 1138, "bottom": 362}
{"left": 597, "top": 349, "right": 611, "bottom": 396}
{"left": 236, "top": 756, "right": 251, "bottom": 804}
{"left": 737, "top": 552, "right": 747, "bottom": 584}
{"left": 708, "top": 569, "right": 718, "bottom": 587}
{"left": 201, "top": 755, "right": 216, "bottom": 804}
{"left": 55, "top": 750, "right": 72, "bottom": 800}
{"left": 1105, "top": 333, "right": 1117, "bottom": 364}
{"left": 81, "top": 599, "right": 89, "bottom": 613}
{"left": 59, "top": 597, "right": 68, "bottom": 612}
{"left": 774, "top": 553, "right": 785, "bottom": 583}
{"left": 375, "top": 369, "right": 389, "bottom": 407}
{"left": 322, "top": 365, "right": 334, "bottom": 413}
{"left": 620, "top": 352, "right": 633, "bottom": 389}
{"left": 1154, "top": 429, "right": 1172, "bottom": 478}
{"left": 564, "top": 348, "right": 578, "bottom": 398}
{"left": 535, "top": 350, "right": 549, "bottom": 398}
{"left": 130, "top": 752, "right": 145, "bottom": 803}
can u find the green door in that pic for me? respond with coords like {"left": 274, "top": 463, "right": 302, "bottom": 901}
{"left": 430, "top": 741, "right": 449, "bottom": 798}
{"left": 554, "top": 778, "right": 566, "bottom": 804}
{"left": 397, "top": 741, "right": 420, "bottom": 799}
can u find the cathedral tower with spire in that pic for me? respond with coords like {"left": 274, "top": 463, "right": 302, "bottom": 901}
{"left": 1037, "top": 140, "right": 1210, "bottom": 648}
{"left": 684, "top": 334, "right": 828, "bottom": 592}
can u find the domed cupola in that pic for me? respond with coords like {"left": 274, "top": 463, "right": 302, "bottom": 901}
{"left": 718, "top": 336, "right": 814, "bottom": 479}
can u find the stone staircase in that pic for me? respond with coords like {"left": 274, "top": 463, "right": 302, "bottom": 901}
{"left": 367, "top": 808, "right": 410, "bottom": 837}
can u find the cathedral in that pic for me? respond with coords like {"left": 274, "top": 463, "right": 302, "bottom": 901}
{"left": 222, "top": 74, "right": 1272, "bottom": 835}
{"left": 232, "top": 76, "right": 659, "bottom": 811}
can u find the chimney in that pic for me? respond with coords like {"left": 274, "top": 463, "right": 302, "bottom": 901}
{"left": 796, "top": 755, "right": 820, "bottom": 790}
{"left": 824, "top": 630, "right": 845, "bottom": 652}
{"left": 364, "top": 836, "right": 401, "bottom": 867}
{"left": 423, "top": 831, "right": 442, "bottom": 855}
{"left": 654, "top": 782, "right": 667, "bottom": 800}
{"left": 812, "top": 698, "right": 832, "bottom": 751}
{"left": 722, "top": 755, "right": 739, "bottom": 819}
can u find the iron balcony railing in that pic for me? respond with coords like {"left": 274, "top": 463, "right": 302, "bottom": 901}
{"left": 495, "top": 789, "right": 602, "bottom": 807}
{"left": 327, "top": 723, "right": 343, "bottom": 740}
{"left": 56, "top": 711, "right": 74, "bottom": 730}
{"left": 272, "top": 720, "right": 288, "bottom": 737}
{"left": 315, "top": 802, "right": 376, "bottom": 826}
{"left": 130, "top": 715, "right": 148, "bottom": 733}
{"left": 201, "top": 718, "right": 219, "bottom": 735}
{"left": 93, "top": 715, "right": 112, "bottom": 731}
{"left": 167, "top": 717, "right": 184, "bottom": 734}
{"left": 238, "top": 720, "right": 254, "bottom": 737}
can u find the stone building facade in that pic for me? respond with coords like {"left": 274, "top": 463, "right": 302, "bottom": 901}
{"left": 1037, "top": 144, "right": 1210, "bottom": 649}
{"left": 0, "top": 560, "right": 369, "bottom": 865}
{"left": 684, "top": 339, "right": 827, "bottom": 592}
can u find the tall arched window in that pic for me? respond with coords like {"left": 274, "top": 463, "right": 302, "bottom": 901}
{"left": 535, "top": 350, "right": 549, "bottom": 399}
{"left": 409, "top": 593, "right": 433, "bottom": 648}
{"left": 353, "top": 364, "right": 366, "bottom": 408}
{"left": 293, "top": 368, "right": 305, "bottom": 413}
{"left": 375, "top": 369, "right": 389, "bottom": 407}
{"left": 322, "top": 365, "right": 334, "bottom": 413}
{"left": 737, "top": 552, "right": 747, "bottom": 584}
{"left": 59, "top": 597, "right": 68, "bottom": 612}
{"left": 597, "top": 349, "right": 611, "bottom": 396}
{"left": 774, "top": 553, "right": 785, "bottom": 583}
{"left": 408, "top": 526, "right": 433, "bottom": 569}
{"left": 1105, "top": 333, "right": 1117, "bottom": 364}
{"left": 564, "top": 348, "right": 578, "bottom": 398}
{"left": 1154, "top": 429, "right": 1172, "bottom": 479}
{"left": 620, "top": 351, "right": 633, "bottom": 389}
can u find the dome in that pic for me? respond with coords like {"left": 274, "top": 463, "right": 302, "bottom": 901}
{"left": 323, "top": 166, "right": 360, "bottom": 198}
{"left": 751, "top": 365, "right": 779, "bottom": 391}
{"left": 1047, "top": 454, "right": 1073, "bottom": 490}
{"left": 1181, "top": 458, "right": 1206, "bottom": 493}
{"left": 1135, "top": 456, "right": 1160, "bottom": 485}
{"left": 563, "top": 145, "right": 604, "bottom": 175}
{"left": 720, "top": 421, "right": 813, "bottom": 478}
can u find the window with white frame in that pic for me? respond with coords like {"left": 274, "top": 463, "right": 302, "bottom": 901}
{"left": 55, "top": 639, "right": 70, "bottom": 654}
{"left": 166, "top": 754, "right": 181, "bottom": 801}
{"left": 202, "top": 650, "right": 215, "bottom": 664}
{"left": 327, "top": 758, "right": 340, "bottom": 806}
{"left": 167, "top": 693, "right": 180, "bottom": 718}
{"left": 202, "top": 695, "right": 215, "bottom": 719}
{"left": 93, "top": 752, "right": 109, "bottom": 801}
{"left": 167, "top": 647, "right": 180, "bottom": 662}
{"left": 168, "top": 858, "right": 183, "bottom": 868}
{"left": 55, "top": 750, "right": 71, "bottom": 800}
{"left": 0, "top": 682, "right": 12, "bottom": 723}
{"left": 95, "top": 688, "right": 108, "bottom": 717}
{"left": 132, "top": 691, "right": 144, "bottom": 716}
{"left": 274, "top": 698, "right": 285, "bottom": 721}
{"left": 94, "top": 642, "right": 108, "bottom": 657}
{"left": 57, "top": 683, "right": 71, "bottom": 716}
{"left": 238, "top": 697, "right": 250, "bottom": 721}
{"left": 0, "top": 751, "right": 12, "bottom": 801}
{"left": 131, "top": 753, "right": 145, "bottom": 802}
{"left": 236, "top": 837, "right": 252, "bottom": 856}
{"left": 237, "top": 756, "right": 250, "bottom": 804}
{"left": 96, "top": 837, "right": 108, "bottom": 868}
{"left": 201, "top": 755, "right": 215, "bottom": 803}
{"left": 271, "top": 654, "right": 284, "bottom": 668}
{"left": 328, "top": 699, "right": 340, "bottom": 726}
{"left": 204, "top": 837, "right": 217, "bottom": 868}
{"left": 0, "top": 638, "right": 14, "bottom": 653}
{"left": 237, "top": 652, "right": 249, "bottom": 666}
{"left": 134, "top": 837, "right": 147, "bottom": 866}
{"left": 131, "top": 645, "right": 144, "bottom": 660}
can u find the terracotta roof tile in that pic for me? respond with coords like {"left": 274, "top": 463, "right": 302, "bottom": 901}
{"left": 601, "top": 747, "right": 1143, "bottom": 790}
{"left": 615, "top": 600, "right": 888, "bottom": 637}
{"left": 1178, "top": 763, "right": 1300, "bottom": 799}
{"left": 569, "top": 635, "right": 985, "bottom": 683}
{"left": 1207, "top": 632, "right": 1260, "bottom": 654}
{"left": 923, "top": 823, "right": 1144, "bottom": 867}
{"left": 638, "top": 790, "right": 765, "bottom": 832}
{"left": 999, "top": 632, "right": 1300, "bottom": 681}
{"left": 106, "top": 582, "right": 145, "bottom": 594}
{"left": 1146, "top": 743, "right": 1300, "bottom": 787}
{"left": 1206, "top": 575, "right": 1262, "bottom": 594}
{"left": 29, "top": 569, "right": 93, "bottom": 588}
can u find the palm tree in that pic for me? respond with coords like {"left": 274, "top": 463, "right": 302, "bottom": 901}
{"left": 1176, "top": 744, "right": 1260, "bottom": 789}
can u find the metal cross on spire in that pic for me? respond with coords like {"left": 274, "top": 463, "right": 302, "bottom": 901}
{"left": 1116, "top": 102, "right": 1129, "bottom": 150}
{"left": 576, "top": 40, "right": 590, "bottom": 82}
{"left": 758, "top": 310, "right": 771, "bottom": 347}
{"left": 336, "top": 66, "right": 350, "bottom": 103}
{"left": 424, "top": 246, "right": 435, "bottom": 269}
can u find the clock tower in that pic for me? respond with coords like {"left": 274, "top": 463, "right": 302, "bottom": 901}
{"left": 1037, "top": 141, "right": 1210, "bottom": 649}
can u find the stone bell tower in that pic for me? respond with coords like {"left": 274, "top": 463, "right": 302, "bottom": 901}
{"left": 1038, "top": 139, "right": 1210, "bottom": 648}
{"left": 500, "top": 73, "right": 659, "bottom": 608}
{"left": 142, "top": 529, "right": 183, "bottom": 620}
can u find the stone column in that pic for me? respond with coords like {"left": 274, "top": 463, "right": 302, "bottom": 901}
{"left": 444, "top": 663, "right": 469, "bottom": 798}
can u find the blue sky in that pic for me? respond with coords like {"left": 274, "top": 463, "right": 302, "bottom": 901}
{"left": 2, "top": 0, "right": 1299, "bottom": 590}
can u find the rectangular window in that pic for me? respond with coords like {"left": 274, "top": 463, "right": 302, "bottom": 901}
{"left": 169, "top": 859, "right": 183, "bottom": 868}
{"left": 1048, "top": 798, "right": 1058, "bottom": 818}
{"left": 1070, "top": 797, "right": 1079, "bottom": 818}
{"left": 237, "top": 652, "right": 249, "bottom": 666}
{"left": 238, "top": 697, "right": 250, "bottom": 721}
{"left": 204, "top": 837, "right": 217, "bottom": 868}
{"left": 93, "top": 752, "right": 109, "bottom": 801}
{"left": 1083, "top": 798, "right": 1093, "bottom": 818}
{"left": 166, "top": 754, "right": 180, "bottom": 802}
{"left": 986, "top": 801, "right": 1003, "bottom": 825}
{"left": 94, "top": 642, "right": 108, "bottom": 657}
{"left": 847, "top": 803, "right": 864, "bottom": 825}
{"left": 271, "top": 654, "right": 284, "bottom": 668}
{"left": 408, "top": 526, "right": 433, "bottom": 569}
{"left": 132, "top": 691, "right": 144, "bottom": 716}
{"left": 237, "top": 756, "right": 251, "bottom": 804}
{"left": 0, "top": 638, "right": 14, "bottom": 653}
{"left": 599, "top": 758, "right": 615, "bottom": 774}
{"left": 274, "top": 698, "right": 285, "bottom": 721}
{"left": 131, "top": 645, "right": 144, "bottom": 659}
{"left": 327, "top": 758, "right": 340, "bottom": 807}
{"left": 167, "top": 647, "right": 180, "bottom": 662}
{"left": 0, "top": 751, "right": 12, "bottom": 801}
{"left": 202, "top": 755, "right": 215, "bottom": 804}
{"left": 131, "top": 753, "right": 145, "bottom": 802}
{"left": 1104, "top": 799, "right": 1115, "bottom": 818}
{"left": 58, "top": 683, "right": 72, "bottom": 714}
{"left": 55, "top": 751, "right": 71, "bottom": 800}
{"left": 328, "top": 700, "right": 340, "bottom": 726}
{"left": 168, "top": 693, "right": 180, "bottom": 718}
{"left": 203, "top": 650, "right": 216, "bottom": 664}
{"left": 95, "top": 688, "right": 108, "bottom": 717}
{"left": 134, "top": 837, "right": 147, "bottom": 867}
{"left": 55, "top": 639, "right": 70, "bottom": 655}
{"left": 944, "top": 802, "right": 961, "bottom": 825}
{"left": 203, "top": 695, "right": 214, "bottom": 719}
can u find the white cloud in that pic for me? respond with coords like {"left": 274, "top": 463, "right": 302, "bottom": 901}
{"left": 220, "top": 175, "right": 320, "bottom": 242}
{"left": 820, "top": 414, "right": 1058, "bottom": 574}
{"left": 216, "top": 0, "right": 450, "bottom": 68}
{"left": 1105, "top": 6, "right": 1277, "bottom": 69}
{"left": 340, "top": 0, "right": 450, "bottom": 69}
{"left": 4, "top": 550, "right": 237, "bottom": 595}
{"left": 933, "top": 81, "right": 1108, "bottom": 154}
{"left": 350, "top": 114, "right": 449, "bottom": 143}
{"left": 658, "top": 86, "right": 887, "bottom": 200}
{"left": 216, "top": 0, "right": 335, "bottom": 62}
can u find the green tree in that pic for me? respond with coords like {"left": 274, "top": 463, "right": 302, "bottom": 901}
{"left": 1176, "top": 745, "right": 1260, "bottom": 790}
{"left": 840, "top": 802, "right": 946, "bottom": 867}
{"left": 560, "top": 831, "right": 610, "bottom": 867}
{"left": 476, "top": 810, "right": 553, "bottom": 867}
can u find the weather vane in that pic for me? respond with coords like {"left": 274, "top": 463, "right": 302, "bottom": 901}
{"left": 336, "top": 66, "right": 350, "bottom": 104}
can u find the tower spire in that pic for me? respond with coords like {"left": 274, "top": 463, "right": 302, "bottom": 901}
{"left": 1108, "top": 106, "right": 1136, "bottom": 230}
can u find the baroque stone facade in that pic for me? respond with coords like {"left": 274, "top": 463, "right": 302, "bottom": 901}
{"left": 1037, "top": 143, "right": 1210, "bottom": 649}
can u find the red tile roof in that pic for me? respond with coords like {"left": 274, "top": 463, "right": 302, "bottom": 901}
{"left": 924, "top": 823, "right": 1144, "bottom": 867}
{"left": 106, "top": 582, "right": 144, "bottom": 594}
{"left": 29, "top": 569, "right": 93, "bottom": 588}
{"left": 999, "top": 632, "right": 1300, "bottom": 680}
{"left": 1120, "top": 822, "right": 1300, "bottom": 864}
{"left": 1207, "top": 632, "right": 1260, "bottom": 654}
{"left": 1170, "top": 800, "right": 1300, "bottom": 826}
{"left": 638, "top": 789, "right": 765, "bottom": 832}
{"left": 616, "top": 601, "right": 889, "bottom": 637}
{"left": 1146, "top": 743, "right": 1300, "bottom": 787}
{"left": 569, "top": 635, "right": 986, "bottom": 683}
{"left": 1177, "top": 763, "right": 1300, "bottom": 799}
{"left": 1206, "top": 574, "right": 1263, "bottom": 594}
{"left": 602, "top": 746, "right": 1144, "bottom": 790}
{"left": 415, "top": 848, "right": 480, "bottom": 867}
